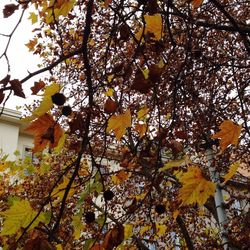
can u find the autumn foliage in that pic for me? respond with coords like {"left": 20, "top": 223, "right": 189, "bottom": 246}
{"left": 0, "top": 0, "right": 249, "bottom": 249}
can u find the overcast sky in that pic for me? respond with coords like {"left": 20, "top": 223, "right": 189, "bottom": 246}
{"left": 0, "top": 0, "right": 44, "bottom": 110}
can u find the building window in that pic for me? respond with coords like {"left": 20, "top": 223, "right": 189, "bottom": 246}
{"left": 23, "top": 146, "right": 39, "bottom": 164}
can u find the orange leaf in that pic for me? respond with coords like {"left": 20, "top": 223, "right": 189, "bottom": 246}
{"left": 135, "top": 123, "right": 147, "bottom": 138}
{"left": 191, "top": 0, "right": 203, "bottom": 8}
{"left": 111, "top": 170, "right": 130, "bottom": 185}
{"left": 24, "top": 113, "right": 63, "bottom": 152}
{"left": 212, "top": 120, "right": 241, "bottom": 152}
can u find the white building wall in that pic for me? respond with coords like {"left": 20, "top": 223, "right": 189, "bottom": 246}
{"left": 0, "top": 121, "right": 19, "bottom": 160}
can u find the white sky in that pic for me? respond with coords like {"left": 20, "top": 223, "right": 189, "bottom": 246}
{"left": 0, "top": 0, "right": 45, "bottom": 110}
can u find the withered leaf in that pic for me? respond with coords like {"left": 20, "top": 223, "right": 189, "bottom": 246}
{"left": 103, "top": 225, "right": 124, "bottom": 250}
{"left": 0, "top": 75, "right": 10, "bottom": 86}
{"left": 31, "top": 80, "right": 46, "bottom": 95}
{"left": 3, "top": 4, "right": 19, "bottom": 18}
{"left": 131, "top": 69, "right": 154, "bottom": 94}
{"left": 10, "top": 79, "right": 25, "bottom": 98}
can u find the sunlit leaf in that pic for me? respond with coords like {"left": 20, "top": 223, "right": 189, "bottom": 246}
{"left": 23, "top": 83, "right": 61, "bottom": 122}
{"left": 28, "top": 12, "right": 38, "bottom": 24}
{"left": 105, "top": 88, "right": 114, "bottom": 97}
{"left": 139, "top": 225, "right": 151, "bottom": 235}
{"left": 124, "top": 224, "right": 133, "bottom": 240}
{"left": 137, "top": 106, "right": 149, "bottom": 120}
{"left": 178, "top": 166, "right": 216, "bottom": 206}
{"left": 136, "top": 14, "right": 163, "bottom": 41}
{"left": 156, "top": 224, "right": 167, "bottom": 237}
{"left": 222, "top": 162, "right": 240, "bottom": 185}
{"left": 212, "top": 120, "right": 241, "bottom": 152}
{"left": 51, "top": 177, "right": 75, "bottom": 200}
{"left": 107, "top": 109, "right": 131, "bottom": 140}
{"left": 159, "top": 155, "right": 190, "bottom": 172}
{"left": 0, "top": 199, "right": 47, "bottom": 235}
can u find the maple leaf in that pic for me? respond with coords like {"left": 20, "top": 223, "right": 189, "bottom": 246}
{"left": 51, "top": 177, "right": 75, "bottom": 200}
{"left": 111, "top": 170, "right": 130, "bottom": 185}
{"left": 24, "top": 113, "right": 63, "bottom": 152}
{"left": 107, "top": 109, "right": 131, "bottom": 140}
{"left": 28, "top": 12, "right": 38, "bottom": 24}
{"left": 3, "top": 4, "right": 19, "bottom": 18}
{"left": 103, "top": 225, "right": 124, "bottom": 250}
{"left": 136, "top": 14, "right": 163, "bottom": 41}
{"left": 159, "top": 155, "right": 190, "bottom": 172}
{"left": 156, "top": 224, "right": 167, "bottom": 237}
{"left": 31, "top": 80, "right": 45, "bottom": 95}
{"left": 124, "top": 224, "right": 133, "bottom": 240}
{"left": 25, "top": 38, "right": 38, "bottom": 52}
{"left": 139, "top": 225, "right": 152, "bottom": 235}
{"left": 178, "top": 166, "right": 216, "bottom": 206}
{"left": 137, "top": 106, "right": 149, "bottom": 120}
{"left": 212, "top": 120, "right": 242, "bottom": 152}
{"left": 10, "top": 79, "right": 25, "bottom": 98}
{"left": 135, "top": 123, "right": 147, "bottom": 138}
{"left": 23, "top": 82, "right": 60, "bottom": 121}
{"left": 0, "top": 199, "right": 47, "bottom": 236}
{"left": 222, "top": 162, "right": 240, "bottom": 185}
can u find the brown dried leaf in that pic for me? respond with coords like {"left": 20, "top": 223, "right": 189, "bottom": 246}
{"left": 0, "top": 75, "right": 10, "bottom": 86}
{"left": 103, "top": 225, "right": 124, "bottom": 250}
{"left": 131, "top": 70, "right": 153, "bottom": 94}
{"left": 31, "top": 80, "right": 46, "bottom": 95}
{"left": 3, "top": 4, "right": 19, "bottom": 18}
{"left": 10, "top": 79, "right": 25, "bottom": 98}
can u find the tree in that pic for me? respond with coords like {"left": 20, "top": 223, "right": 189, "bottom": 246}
{"left": 0, "top": 0, "right": 249, "bottom": 249}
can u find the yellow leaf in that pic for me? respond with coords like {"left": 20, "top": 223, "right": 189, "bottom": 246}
{"left": 25, "top": 38, "right": 38, "bottom": 52}
{"left": 173, "top": 210, "right": 179, "bottom": 221}
{"left": 51, "top": 177, "right": 75, "bottom": 200}
{"left": 212, "top": 120, "right": 241, "bottom": 152}
{"left": 44, "top": 0, "right": 76, "bottom": 23}
{"left": 107, "top": 74, "right": 114, "bottom": 83}
{"left": 56, "top": 244, "right": 63, "bottom": 250}
{"left": 136, "top": 14, "right": 162, "bottom": 41}
{"left": 178, "top": 166, "right": 216, "bottom": 206}
{"left": 107, "top": 109, "right": 131, "bottom": 140}
{"left": 156, "top": 224, "right": 167, "bottom": 237}
{"left": 222, "top": 162, "right": 240, "bottom": 185}
{"left": 158, "top": 58, "right": 165, "bottom": 69}
{"left": 105, "top": 88, "right": 114, "bottom": 97}
{"left": 142, "top": 68, "right": 149, "bottom": 79}
{"left": 111, "top": 170, "right": 130, "bottom": 185}
{"left": 28, "top": 12, "right": 38, "bottom": 24}
{"left": 0, "top": 199, "right": 47, "bottom": 236}
{"left": 54, "top": 131, "right": 67, "bottom": 153}
{"left": 124, "top": 224, "right": 133, "bottom": 240}
{"left": 137, "top": 106, "right": 149, "bottom": 120}
{"left": 135, "top": 123, "right": 147, "bottom": 138}
{"left": 22, "top": 83, "right": 61, "bottom": 122}
{"left": 139, "top": 225, "right": 151, "bottom": 235}
{"left": 159, "top": 155, "right": 190, "bottom": 172}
